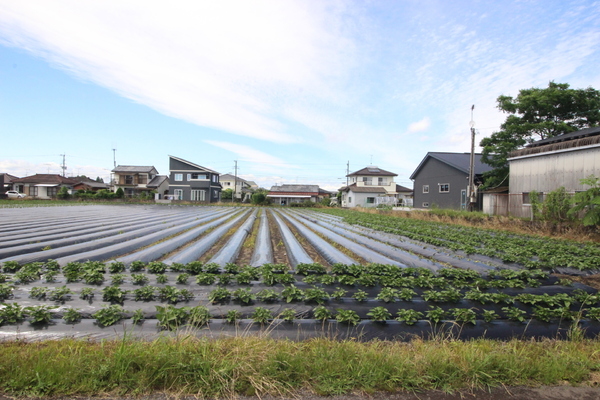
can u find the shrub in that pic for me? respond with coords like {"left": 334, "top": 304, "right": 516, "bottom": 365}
{"left": 569, "top": 175, "right": 600, "bottom": 226}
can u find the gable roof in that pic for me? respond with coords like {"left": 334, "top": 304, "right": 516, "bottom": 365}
{"left": 72, "top": 177, "right": 110, "bottom": 189}
{"left": 395, "top": 184, "right": 413, "bottom": 193}
{"left": 509, "top": 126, "right": 600, "bottom": 158}
{"left": 220, "top": 174, "right": 250, "bottom": 184}
{"left": 347, "top": 166, "right": 397, "bottom": 177}
{"left": 12, "top": 174, "right": 78, "bottom": 185}
{"left": 409, "top": 152, "right": 493, "bottom": 180}
{"left": 0, "top": 173, "right": 19, "bottom": 183}
{"left": 112, "top": 165, "right": 158, "bottom": 174}
{"left": 147, "top": 175, "right": 169, "bottom": 188}
{"left": 269, "top": 184, "right": 320, "bottom": 194}
{"left": 169, "top": 155, "right": 219, "bottom": 174}
{"left": 340, "top": 183, "right": 387, "bottom": 193}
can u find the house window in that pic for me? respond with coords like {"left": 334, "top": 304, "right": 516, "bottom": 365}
{"left": 213, "top": 190, "right": 218, "bottom": 199}
{"left": 423, "top": 185, "right": 429, "bottom": 193}
{"left": 47, "top": 187, "right": 59, "bottom": 197}
{"left": 362, "top": 177, "right": 372, "bottom": 185}
{"left": 191, "top": 190, "right": 206, "bottom": 201}
{"left": 174, "top": 189, "right": 183, "bottom": 200}
{"left": 348, "top": 196, "right": 352, "bottom": 203}
{"left": 174, "top": 173, "right": 183, "bottom": 181}
{"left": 125, "top": 175, "right": 134, "bottom": 185}
{"left": 212, "top": 175, "right": 218, "bottom": 183}
{"left": 366, "top": 197, "right": 375, "bottom": 204}
{"left": 523, "top": 192, "right": 543, "bottom": 205}
{"left": 29, "top": 186, "right": 38, "bottom": 197}
{"left": 188, "top": 173, "right": 208, "bottom": 180}
{"left": 422, "top": 202, "right": 429, "bottom": 208}
{"left": 439, "top": 183, "right": 449, "bottom": 193}
{"left": 378, "top": 177, "right": 386, "bottom": 185}
{"left": 138, "top": 175, "right": 147, "bottom": 184}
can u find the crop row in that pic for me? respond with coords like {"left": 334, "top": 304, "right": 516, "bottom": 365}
{"left": 317, "top": 209, "right": 600, "bottom": 271}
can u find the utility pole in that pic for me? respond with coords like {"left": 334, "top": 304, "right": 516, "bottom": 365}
{"left": 60, "top": 154, "right": 67, "bottom": 177}
{"left": 112, "top": 148, "right": 117, "bottom": 168}
{"left": 468, "top": 105, "right": 476, "bottom": 211}
{"left": 346, "top": 161, "right": 349, "bottom": 188}
{"left": 233, "top": 160, "right": 238, "bottom": 203}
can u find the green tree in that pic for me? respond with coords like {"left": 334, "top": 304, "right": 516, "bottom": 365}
{"left": 568, "top": 175, "right": 600, "bottom": 226}
{"left": 221, "top": 188, "right": 233, "bottom": 200}
{"left": 57, "top": 186, "right": 70, "bottom": 200}
{"left": 115, "top": 187, "right": 124, "bottom": 198}
{"left": 480, "top": 82, "right": 600, "bottom": 188}
{"left": 251, "top": 188, "right": 270, "bottom": 205}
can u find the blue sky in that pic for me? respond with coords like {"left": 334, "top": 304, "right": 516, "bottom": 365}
{"left": 1, "top": 0, "right": 599, "bottom": 191}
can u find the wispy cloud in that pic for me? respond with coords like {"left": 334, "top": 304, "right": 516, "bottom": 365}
{"left": 0, "top": 1, "right": 356, "bottom": 144}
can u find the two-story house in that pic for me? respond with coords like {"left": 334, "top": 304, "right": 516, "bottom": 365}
{"left": 340, "top": 166, "right": 410, "bottom": 208}
{"left": 168, "top": 155, "right": 222, "bottom": 202}
{"left": 112, "top": 166, "right": 168, "bottom": 198}
{"left": 219, "top": 174, "right": 253, "bottom": 201}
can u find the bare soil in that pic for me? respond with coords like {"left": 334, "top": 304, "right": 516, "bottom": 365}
{"left": 554, "top": 273, "right": 600, "bottom": 290}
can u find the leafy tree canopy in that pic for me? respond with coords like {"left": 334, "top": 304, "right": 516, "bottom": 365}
{"left": 480, "top": 82, "right": 600, "bottom": 188}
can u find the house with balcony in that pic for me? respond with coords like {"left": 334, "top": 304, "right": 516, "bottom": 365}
{"left": 168, "top": 155, "right": 222, "bottom": 202}
{"left": 112, "top": 166, "right": 169, "bottom": 198}
{"left": 340, "top": 166, "right": 410, "bottom": 208}
{"left": 220, "top": 174, "right": 254, "bottom": 201}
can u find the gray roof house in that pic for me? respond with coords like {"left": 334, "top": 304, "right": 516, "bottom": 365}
{"left": 267, "top": 184, "right": 329, "bottom": 206}
{"left": 410, "top": 152, "right": 493, "bottom": 210}
{"left": 168, "top": 156, "right": 222, "bottom": 203}
{"left": 111, "top": 165, "right": 161, "bottom": 198}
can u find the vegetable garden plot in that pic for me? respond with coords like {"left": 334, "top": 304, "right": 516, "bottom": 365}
{"left": 0, "top": 205, "right": 599, "bottom": 340}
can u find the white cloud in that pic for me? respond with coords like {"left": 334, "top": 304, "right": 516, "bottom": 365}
{"left": 0, "top": 1, "right": 356, "bottom": 144}
{"left": 407, "top": 117, "right": 430, "bottom": 133}
{"left": 204, "top": 140, "right": 299, "bottom": 171}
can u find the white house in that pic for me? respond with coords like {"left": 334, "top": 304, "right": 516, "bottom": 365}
{"left": 339, "top": 166, "right": 412, "bottom": 208}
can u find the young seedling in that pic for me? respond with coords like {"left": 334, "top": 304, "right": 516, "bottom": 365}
{"left": 102, "top": 286, "right": 128, "bottom": 304}
{"left": 133, "top": 286, "right": 156, "bottom": 302}
{"left": 352, "top": 290, "right": 368, "bottom": 302}
{"left": 331, "top": 287, "right": 347, "bottom": 301}
{"left": 93, "top": 305, "right": 124, "bottom": 327}
{"left": 256, "top": 289, "right": 280, "bottom": 302}
{"left": 225, "top": 309, "right": 242, "bottom": 324}
{"left": 195, "top": 273, "right": 217, "bottom": 285}
{"left": 79, "top": 287, "right": 95, "bottom": 300}
{"left": 129, "top": 261, "right": 146, "bottom": 272}
{"left": 147, "top": 262, "right": 168, "bottom": 274}
{"left": 0, "top": 303, "right": 25, "bottom": 325}
{"left": 304, "top": 287, "right": 329, "bottom": 305}
{"left": 29, "top": 286, "right": 49, "bottom": 299}
{"left": 451, "top": 308, "right": 477, "bottom": 325}
{"left": 335, "top": 309, "right": 360, "bottom": 326}
{"left": 176, "top": 273, "right": 190, "bottom": 284}
{"left": 232, "top": 288, "right": 255, "bottom": 305}
{"left": 132, "top": 309, "right": 145, "bottom": 324}
{"left": 26, "top": 305, "right": 56, "bottom": 325}
{"left": 251, "top": 307, "right": 272, "bottom": 325}
{"left": 281, "top": 285, "right": 304, "bottom": 303}
{"left": 426, "top": 306, "right": 446, "bottom": 324}
{"left": 131, "top": 273, "right": 149, "bottom": 286}
{"left": 482, "top": 309, "right": 499, "bottom": 323}
{"left": 155, "top": 274, "right": 168, "bottom": 284}
{"left": 110, "top": 274, "right": 126, "bottom": 285}
{"left": 189, "top": 305, "right": 211, "bottom": 327}
{"left": 48, "top": 286, "right": 73, "bottom": 302}
{"left": 280, "top": 308, "right": 297, "bottom": 322}
{"left": 108, "top": 262, "right": 126, "bottom": 274}
{"left": 313, "top": 305, "right": 332, "bottom": 321}
{"left": 155, "top": 305, "right": 188, "bottom": 330}
{"left": 62, "top": 308, "right": 82, "bottom": 324}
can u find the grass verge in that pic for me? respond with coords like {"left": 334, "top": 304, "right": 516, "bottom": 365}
{"left": 1, "top": 335, "right": 599, "bottom": 397}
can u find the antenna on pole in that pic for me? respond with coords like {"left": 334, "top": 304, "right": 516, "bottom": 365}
{"left": 112, "top": 148, "right": 117, "bottom": 168}
{"left": 60, "top": 154, "right": 67, "bottom": 177}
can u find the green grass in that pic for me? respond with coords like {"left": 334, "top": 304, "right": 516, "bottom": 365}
{"left": 0, "top": 335, "right": 599, "bottom": 397}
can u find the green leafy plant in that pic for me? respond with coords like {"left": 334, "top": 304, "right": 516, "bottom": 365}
{"left": 335, "top": 309, "right": 360, "bottom": 326}
{"left": 352, "top": 290, "right": 368, "bottom": 302}
{"left": 102, "top": 286, "right": 128, "bottom": 304}
{"left": 331, "top": 287, "right": 347, "bottom": 301}
{"left": 29, "top": 286, "right": 48, "bottom": 299}
{"left": 568, "top": 175, "right": 600, "bottom": 226}
{"left": 189, "top": 305, "right": 211, "bottom": 327}
{"left": 203, "top": 263, "right": 221, "bottom": 274}
{"left": 155, "top": 305, "right": 188, "bottom": 330}
{"left": 208, "top": 287, "right": 231, "bottom": 303}
{"left": 176, "top": 273, "right": 190, "bottom": 284}
{"left": 133, "top": 286, "right": 156, "bottom": 302}
{"left": 482, "top": 309, "right": 499, "bottom": 323}
{"left": 251, "top": 307, "right": 272, "bottom": 325}
{"left": 108, "top": 262, "right": 126, "bottom": 274}
{"left": 147, "top": 262, "right": 168, "bottom": 274}
{"left": 218, "top": 273, "right": 233, "bottom": 285}
{"left": 426, "top": 306, "right": 446, "bottom": 324}
{"left": 81, "top": 270, "right": 104, "bottom": 285}
{"left": 2, "top": 261, "right": 21, "bottom": 273}
{"left": 195, "top": 273, "right": 217, "bottom": 285}
{"left": 48, "top": 286, "right": 73, "bottom": 302}
{"left": 281, "top": 285, "right": 304, "bottom": 303}
{"left": 110, "top": 273, "right": 126, "bottom": 285}
{"left": 367, "top": 306, "right": 391, "bottom": 322}
{"left": 44, "top": 271, "right": 58, "bottom": 283}
{"left": 376, "top": 287, "right": 399, "bottom": 303}
{"left": 304, "top": 287, "right": 329, "bottom": 305}
{"left": 62, "top": 308, "right": 82, "bottom": 324}
{"left": 0, "top": 303, "right": 25, "bottom": 325}
{"left": 155, "top": 274, "right": 168, "bottom": 284}
{"left": 313, "top": 305, "right": 332, "bottom": 321}
{"left": 256, "top": 289, "right": 280, "bottom": 302}
{"left": 396, "top": 309, "right": 423, "bottom": 325}
{"left": 225, "top": 309, "right": 242, "bottom": 324}
{"left": 132, "top": 309, "right": 145, "bottom": 324}
{"left": 232, "top": 288, "right": 255, "bottom": 305}
{"left": 296, "top": 263, "right": 326, "bottom": 275}
{"left": 158, "top": 286, "right": 182, "bottom": 303}
{"left": 79, "top": 287, "right": 95, "bottom": 300}
{"left": 0, "top": 283, "right": 14, "bottom": 301}
{"left": 280, "top": 308, "right": 297, "bottom": 322}
{"left": 26, "top": 305, "right": 56, "bottom": 324}
{"left": 131, "top": 273, "right": 149, "bottom": 285}
{"left": 185, "top": 261, "right": 204, "bottom": 275}
{"left": 502, "top": 306, "right": 528, "bottom": 322}
{"left": 451, "top": 308, "right": 477, "bottom": 325}
{"left": 129, "top": 261, "right": 146, "bottom": 272}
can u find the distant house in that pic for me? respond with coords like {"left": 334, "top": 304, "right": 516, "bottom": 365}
{"left": 71, "top": 177, "right": 110, "bottom": 192}
{"left": 501, "top": 126, "right": 600, "bottom": 218}
{"left": 11, "top": 174, "right": 78, "bottom": 199}
{"left": 267, "top": 184, "right": 329, "bottom": 205}
{"left": 220, "top": 174, "right": 253, "bottom": 201}
{"left": 168, "top": 155, "right": 221, "bottom": 202}
{"left": 0, "top": 173, "right": 19, "bottom": 196}
{"left": 111, "top": 166, "right": 168, "bottom": 198}
{"left": 340, "top": 166, "right": 411, "bottom": 208}
{"left": 410, "top": 152, "right": 493, "bottom": 210}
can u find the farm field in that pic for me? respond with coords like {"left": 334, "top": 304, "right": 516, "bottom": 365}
{"left": 0, "top": 204, "right": 599, "bottom": 341}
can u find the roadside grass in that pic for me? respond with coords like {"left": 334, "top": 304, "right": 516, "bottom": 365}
{"left": 1, "top": 334, "right": 599, "bottom": 397}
